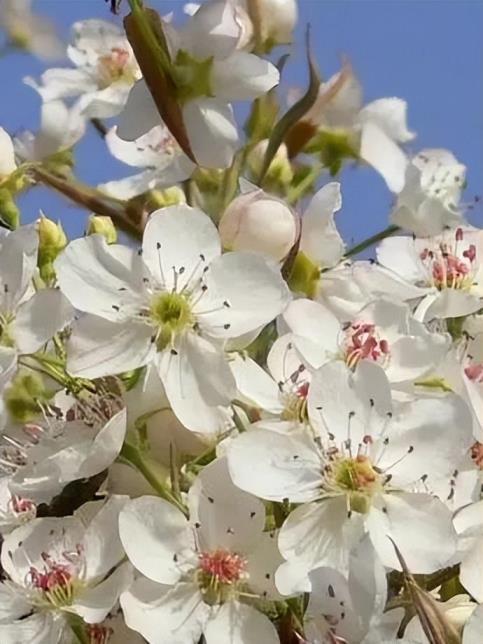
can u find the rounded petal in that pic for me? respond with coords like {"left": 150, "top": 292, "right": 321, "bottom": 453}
{"left": 73, "top": 561, "right": 133, "bottom": 624}
{"left": 116, "top": 80, "right": 161, "bottom": 142}
{"left": 204, "top": 601, "right": 279, "bottom": 644}
{"left": 366, "top": 492, "right": 457, "bottom": 573}
{"left": 358, "top": 97, "right": 415, "bottom": 143}
{"left": 0, "top": 613, "right": 63, "bottom": 644}
{"left": 197, "top": 252, "right": 290, "bottom": 338}
{"left": 212, "top": 52, "right": 279, "bottom": 101}
{"left": 142, "top": 205, "right": 220, "bottom": 292}
{"left": 66, "top": 315, "right": 155, "bottom": 379}
{"left": 188, "top": 457, "right": 265, "bottom": 553}
{"left": 118, "top": 496, "right": 192, "bottom": 585}
{"left": 227, "top": 428, "right": 322, "bottom": 503}
{"left": 360, "top": 121, "right": 408, "bottom": 193}
{"left": 13, "top": 288, "right": 74, "bottom": 354}
{"left": 230, "top": 353, "right": 282, "bottom": 414}
{"left": 183, "top": 99, "right": 238, "bottom": 169}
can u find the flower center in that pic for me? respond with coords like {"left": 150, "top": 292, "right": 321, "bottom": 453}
{"left": 86, "top": 624, "right": 114, "bottom": 644}
{"left": 149, "top": 291, "right": 194, "bottom": 350}
{"left": 324, "top": 455, "right": 383, "bottom": 514}
{"left": 0, "top": 312, "right": 15, "bottom": 348}
{"left": 419, "top": 230, "right": 476, "bottom": 291}
{"left": 8, "top": 495, "right": 37, "bottom": 520}
{"left": 471, "top": 442, "right": 483, "bottom": 469}
{"left": 27, "top": 549, "right": 85, "bottom": 609}
{"left": 196, "top": 549, "right": 248, "bottom": 605}
{"left": 342, "top": 322, "right": 389, "bottom": 369}
{"left": 171, "top": 49, "right": 214, "bottom": 105}
{"left": 97, "top": 47, "right": 136, "bottom": 87}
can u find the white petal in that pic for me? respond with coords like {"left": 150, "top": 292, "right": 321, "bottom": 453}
{"left": 360, "top": 121, "right": 408, "bottom": 193}
{"left": 204, "top": 601, "right": 279, "bottom": 644}
{"left": 142, "top": 205, "right": 220, "bottom": 291}
{"left": 212, "top": 52, "right": 279, "bottom": 101}
{"left": 0, "top": 583, "right": 31, "bottom": 621}
{"left": 0, "top": 613, "right": 63, "bottom": 644}
{"left": 13, "top": 289, "right": 74, "bottom": 353}
{"left": 116, "top": 80, "right": 161, "bottom": 142}
{"left": 73, "top": 561, "right": 133, "bottom": 623}
{"left": 121, "top": 578, "right": 208, "bottom": 644}
{"left": 0, "top": 127, "right": 17, "bottom": 176}
{"left": 375, "top": 236, "right": 427, "bottom": 283}
{"left": 229, "top": 353, "right": 282, "bottom": 414}
{"left": 183, "top": 99, "right": 238, "bottom": 168}
{"left": 188, "top": 457, "right": 265, "bottom": 552}
{"left": 366, "top": 492, "right": 457, "bottom": 573}
{"left": 227, "top": 428, "right": 322, "bottom": 503}
{"left": 197, "top": 252, "right": 290, "bottom": 338}
{"left": 119, "top": 496, "right": 192, "bottom": 585}
{"left": 67, "top": 315, "right": 155, "bottom": 378}
{"left": 55, "top": 235, "right": 145, "bottom": 321}
{"left": 24, "top": 67, "right": 97, "bottom": 101}
{"left": 246, "top": 531, "right": 286, "bottom": 601}
{"left": 0, "top": 225, "right": 39, "bottom": 310}
{"left": 308, "top": 361, "right": 392, "bottom": 446}
{"left": 418, "top": 289, "right": 482, "bottom": 321}
{"left": 81, "top": 494, "right": 128, "bottom": 580}
{"left": 278, "top": 499, "right": 365, "bottom": 577}
{"left": 157, "top": 333, "right": 235, "bottom": 432}
{"left": 358, "top": 97, "right": 415, "bottom": 143}
{"left": 300, "top": 182, "right": 345, "bottom": 267}
{"left": 463, "top": 604, "right": 483, "bottom": 644}
{"left": 181, "top": 0, "right": 240, "bottom": 58}
{"left": 78, "top": 82, "right": 132, "bottom": 119}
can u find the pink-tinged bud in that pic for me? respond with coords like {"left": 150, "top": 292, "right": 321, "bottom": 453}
{"left": 219, "top": 189, "right": 297, "bottom": 262}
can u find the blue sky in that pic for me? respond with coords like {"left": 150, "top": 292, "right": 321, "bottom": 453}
{"left": 1, "top": 0, "right": 482, "bottom": 249}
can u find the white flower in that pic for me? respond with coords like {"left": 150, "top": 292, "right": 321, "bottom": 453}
{"left": 280, "top": 297, "right": 450, "bottom": 388}
{"left": 366, "top": 227, "right": 483, "bottom": 322}
{"left": 25, "top": 20, "right": 141, "bottom": 119}
{"left": 0, "top": 407, "right": 127, "bottom": 506}
{"left": 454, "top": 500, "right": 483, "bottom": 603}
{"left": 219, "top": 188, "right": 298, "bottom": 262}
{"left": 0, "top": 0, "right": 64, "bottom": 60}
{"left": 391, "top": 149, "right": 468, "bottom": 237}
{"left": 303, "top": 538, "right": 406, "bottom": 643}
{"left": 0, "top": 475, "right": 36, "bottom": 535}
{"left": 55, "top": 205, "right": 290, "bottom": 432}
{"left": 0, "top": 225, "right": 73, "bottom": 358}
{"left": 119, "top": 458, "right": 282, "bottom": 644}
{"left": 100, "top": 125, "right": 195, "bottom": 200}
{"left": 463, "top": 604, "right": 483, "bottom": 644}
{"left": 13, "top": 100, "right": 86, "bottom": 163}
{"left": 303, "top": 64, "right": 415, "bottom": 192}
{"left": 0, "top": 496, "right": 132, "bottom": 643}
{"left": 227, "top": 361, "right": 473, "bottom": 589}
{"left": 117, "top": 1, "right": 280, "bottom": 168}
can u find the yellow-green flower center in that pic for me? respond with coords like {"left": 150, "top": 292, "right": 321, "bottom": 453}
{"left": 149, "top": 291, "right": 194, "bottom": 350}
{"left": 331, "top": 456, "right": 382, "bottom": 514}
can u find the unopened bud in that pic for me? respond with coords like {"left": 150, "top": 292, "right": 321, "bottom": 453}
{"left": 5, "top": 370, "right": 55, "bottom": 423}
{"left": 37, "top": 215, "right": 67, "bottom": 282}
{"left": 87, "top": 215, "right": 117, "bottom": 244}
{"left": 219, "top": 189, "right": 297, "bottom": 261}
{"left": 247, "top": 139, "right": 293, "bottom": 190}
{"left": 252, "top": 0, "right": 298, "bottom": 48}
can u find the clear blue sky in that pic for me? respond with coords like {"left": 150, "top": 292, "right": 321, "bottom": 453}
{"left": 1, "top": 0, "right": 482, "bottom": 248}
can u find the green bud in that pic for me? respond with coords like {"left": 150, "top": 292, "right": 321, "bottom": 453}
{"left": 37, "top": 216, "right": 67, "bottom": 283}
{"left": 87, "top": 215, "right": 118, "bottom": 244}
{"left": 5, "top": 370, "right": 55, "bottom": 423}
{"left": 247, "top": 140, "right": 294, "bottom": 192}
{"left": 0, "top": 189, "right": 20, "bottom": 229}
{"left": 306, "top": 129, "right": 359, "bottom": 176}
{"left": 149, "top": 186, "right": 186, "bottom": 209}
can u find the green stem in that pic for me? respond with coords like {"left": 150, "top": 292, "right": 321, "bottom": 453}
{"left": 121, "top": 442, "right": 188, "bottom": 516}
{"left": 344, "top": 224, "right": 400, "bottom": 259}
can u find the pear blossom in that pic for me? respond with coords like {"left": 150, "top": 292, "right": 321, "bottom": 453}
{"left": 454, "top": 500, "right": 483, "bottom": 603}
{"left": 367, "top": 226, "right": 483, "bottom": 322}
{"left": 0, "top": 407, "right": 126, "bottom": 506}
{"left": 100, "top": 125, "right": 195, "bottom": 200}
{"left": 55, "top": 205, "right": 290, "bottom": 432}
{"left": 0, "top": 496, "right": 132, "bottom": 643}
{"left": 391, "top": 149, "right": 468, "bottom": 236}
{"left": 25, "top": 19, "right": 141, "bottom": 119}
{"left": 279, "top": 297, "right": 450, "bottom": 388}
{"left": 0, "top": 0, "right": 64, "bottom": 60}
{"left": 0, "top": 126, "right": 17, "bottom": 178}
{"left": 227, "top": 361, "right": 473, "bottom": 588}
{"left": 301, "top": 63, "right": 415, "bottom": 191}
{"left": 0, "top": 225, "right": 73, "bottom": 360}
{"left": 119, "top": 458, "right": 282, "bottom": 644}
{"left": 117, "top": 0, "right": 280, "bottom": 167}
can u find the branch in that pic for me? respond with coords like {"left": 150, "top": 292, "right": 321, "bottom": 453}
{"left": 344, "top": 224, "right": 400, "bottom": 259}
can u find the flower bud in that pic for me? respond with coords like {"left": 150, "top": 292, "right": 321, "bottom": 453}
{"left": 5, "top": 370, "right": 55, "bottom": 423}
{"left": 37, "top": 215, "right": 67, "bottom": 282}
{"left": 254, "top": 0, "right": 298, "bottom": 47}
{"left": 0, "top": 188, "right": 20, "bottom": 229}
{"left": 87, "top": 215, "right": 117, "bottom": 244}
{"left": 247, "top": 139, "right": 293, "bottom": 191}
{"left": 219, "top": 189, "right": 297, "bottom": 261}
{"left": 149, "top": 186, "right": 186, "bottom": 209}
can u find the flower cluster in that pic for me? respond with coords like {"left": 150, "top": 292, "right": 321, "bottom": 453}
{"left": 0, "top": 1, "right": 481, "bottom": 643}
